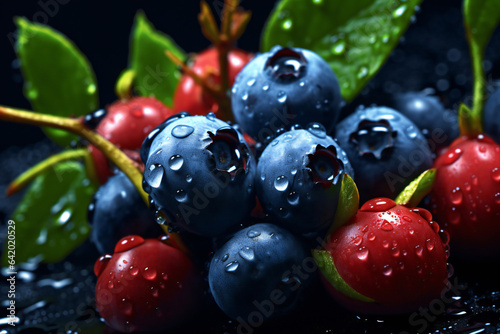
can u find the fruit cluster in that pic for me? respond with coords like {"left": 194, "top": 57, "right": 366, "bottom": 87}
{"left": 2, "top": 0, "right": 500, "bottom": 333}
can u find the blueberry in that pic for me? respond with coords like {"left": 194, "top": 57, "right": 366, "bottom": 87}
{"left": 141, "top": 112, "right": 256, "bottom": 237}
{"left": 88, "top": 171, "right": 159, "bottom": 254}
{"left": 208, "top": 223, "right": 310, "bottom": 320}
{"left": 255, "top": 125, "right": 353, "bottom": 235}
{"left": 231, "top": 45, "right": 343, "bottom": 143}
{"left": 391, "top": 91, "right": 459, "bottom": 152}
{"left": 483, "top": 86, "right": 500, "bottom": 144}
{"left": 335, "top": 106, "right": 433, "bottom": 202}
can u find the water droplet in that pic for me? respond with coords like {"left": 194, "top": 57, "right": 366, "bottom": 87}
{"left": 357, "top": 247, "right": 369, "bottom": 261}
{"left": 449, "top": 207, "right": 461, "bottom": 225}
{"left": 247, "top": 78, "right": 256, "bottom": 86}
{"left": 282, "top": 19, "right": 292, "bottom": 30}
{"left": 155, "top": 210, "right": 168, "bottom": 225}
{"left": 175, "top": 189, "right": 188, "bottom": 203}
{"left": 241, "top": 92, "right": 249, "bottom": 101}
{"left": 142, "top": 267, "right": 157, "bottom": 280}
{"left": 151, "top": 288, "right": 159, "bottom": 298}
{"left": 87, "top": 83, "right": 97, "bottom": 94}
{"left": 247, "top": 230, "right": 261, "bottom": 238}
{"left": 221, "top": 254, "right": 229, "bottom": 262}
{"left": 129, "top": 266, "right": 139, "bottom": 276}
{"left": 262, "top": 83, "right": 270, "bottom": 91}
{"left": 274, "top": 175, "right": 289, "bottom": 192}
{"left": 411, "top": 208, "right": 433, "bottom": 222}
{"left": 393, "top": 4, "right": 407, "bottom": 18}
{"left": 415, "top": 245, "right": 423, "bottom": 257}
{"left": 331, "top": 40, "right": 346, "bottom": 55}
{"left": 57, "top": 209, "right": 72, "bottom": 226}
{"left": 450, "top": 187, "right": 463, "bottom": 205}
{"left": 94, "top": 254, "right": 112, "bottom": 276}
{"left": 168, "top": 155, "right": 184, "bottom": 171}
{"left": 381, "top": 220, "right": 393, "bottom": 231}
{"left": 147, "top": 164, "right": 165, "bottom": 188}
{"left": 186, "top": 175, "right": 192, "bottom": 183}
{"left": 239, "top": 247, "right": 255, "bottom": 261}
{"left": 115, "top": 236, "right": 145, "bottom": 253}
{"left": 492, "top": 168, "right": 500, "bottom": 182}
{"left": 354, "top": 236, "right": 363, "bottom": 246}
{"left": 368, "top": 233, "right": 376, "bottom": 241}
{"left": 277, "top": 91, "right": 287, "bottom": 103}
{"left": 426, "top": 238, "right": 435, "bottom": 251}
{"left": 107, "top": 281, "right": 114, "bottom": 289}
{"left": 383, "top": 265, "right": 393, "bottom": 276}
{"left": 307, "top": 123, "right": 327, "bottom": 138}
{"left": 131, "top": 107, "right": 143, "bottom": 118}
{"left": 357, "top": 66, "right": 368, "bottom": 79}
{"left": 206, "top": 112, "right": 217, "bottom": 121}
{"left": 360, "top": 199, "right": 396, "bottom": 212}
{"left": 225, "top": 261, "right": 239, "bottom": 272}
{"left": 382, "top": 34, "right": 390, "bottom": 43}
{"left": 442, "top": 148, "right": 462, "bottom": 165}
{"left": 171, "top": 125, "right": 194, "bottom": 138}
{"left": 287, "top": 192, "right": 299, "bottom": 205}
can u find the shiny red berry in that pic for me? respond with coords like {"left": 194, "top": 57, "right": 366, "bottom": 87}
{"left": 94, "top": 235, "right": 200, "bottom": 333}
{"left": 431, "top": 134, "right": 500, "bottom": 257}
{"left": 172, "top": 47, "right": 252, "bottom": 119}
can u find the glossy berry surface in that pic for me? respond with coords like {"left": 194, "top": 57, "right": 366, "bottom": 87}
{"left": 208, "top": 223, "right": 310, "bottom": 320}
{"left": 141, "top": 113, "right": 256, "bottom": 237}
{"left": 321, "top": 198, "right": 449, "bottom": 314}
{"left": 255, "top": 125, "right": 353, "bottom": 235}
{"left": 231, "top": 45, "right": 343, "bottom": 142}
{"left": 483, "top": 86, "right": 500, "bottom": 144}
{"left": 88, "top": 172, "right": 159, "bottom": 254}
{"left": 173, "top": 47, "right": 253, "bottom": 118}
{"left": 89, "top": 96, "right": 173, "bottom": 183}
{"left": 431, "top": 134, "right": 500, "bottom": 256}
{"left": 392, "top": 91, "right": 459, "bottom": 153}
{"left": 94, "top": 235, "right": 200, "bottom": 333}
{"left": 335, "top": 106, "right": 433, "bottom": 202}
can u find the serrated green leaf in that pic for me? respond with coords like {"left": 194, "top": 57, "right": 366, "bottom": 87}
{"left": 15, "top": 17, "right": 99, "bottom": 146}
{"left": 328, "top": 174, "right": 359, "bottom": 236}
{"left": 2, "top": 162, "right": 98, "bottom": 266}
{"left": 261, "top": 0, "right": 422, "bottom": 102}
{"left": 395, "top": 168, "right": 436, "bottom": 207}
{"left": 130, "top": 11, "right": 185, "bottom": 107}
{"left": 312, "top": 249, "right": 374, "bottom": 303}
{"left": 464, "top": 0, "right": 500, "bottom": 53}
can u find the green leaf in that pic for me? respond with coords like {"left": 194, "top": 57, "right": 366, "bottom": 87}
{"left": 463, "top": 0, "right": 500, "bottom": 53}
{"left": 261, "top": 0, "right": 422, "bottom": 102}
{"left": 15, "top": 17, "right": 99, "bottom": 146}
{"left": 395, "top": 168, "right": 436, "bottom": 207}
{"left": 312, "top": 249, "right": 374, "bottom": 303}
{"left": 130, "top": 11, "right": 185, "bottom": 107}
{"left": 2, "top": 162, "right": 98, "bottom": 266}
{"left": 328, "top": 174, "right": 359, "bottom": 236}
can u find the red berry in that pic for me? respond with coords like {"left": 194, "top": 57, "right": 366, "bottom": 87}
{"left": 431, "top": 134, "right": 500, "bottom": 257}
{"left": 319, "top": 198, "right": 449, "bottom": 314}
{"left": 89, "top": 97, "right": 173, "bottom": 183}
{"left": 172, "top": 47, "right": 253, "bottom": 118}
{"left": 94, "top": 235, "right": 200, "bottom": 333}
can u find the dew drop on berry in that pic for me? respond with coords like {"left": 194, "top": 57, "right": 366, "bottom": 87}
{"left": 411, "top": 208, "right": 433, "bottom": 222}
{"left": 274, "top": 175, "right": 289, "bottom": 192}
{"left": 171, "top": 124, "right": 195, "bottom": 138}
{"left": 368, "top": 233, "right": 376, "bottom": 241}
{"left": 129, "top": 266, "right": 139, "bottom": 276}
{"left": 426, "top": 239, "right": 435, "bottom": 251}
{"left": 221, "top": 254, "right": 229, "bottom": 262}
{"left": 239, "top": 247, "right": 255, "bottom": 261}
{"left": 354, "top": 236, "right": 363, "bottom": 246}
{"left": 94, "top": 254, "right": 112, "bottom": 276}
{"left": 186, "top": 174, "right": 192, "bottom": 183}
{"left": 115, "top": 236, "right": 145, "bottom": 253}
{"left": 247, "top": 230, "right": 261, "bottom": 238}
{"left": 277, "top": 91, "right": 287, "bottom": 103}
{"left": 360, "top": 198, "right": 396, "bottom": 212}
{"left": 383, "top": 265, "right": 393, "bottom": 276}
{"left": 142, "top": 267, "right": 157, "bottom": 280}
{"left": 448, "top": 208, "right": 461, "bottom": 225}
{"left": 415, "top": 244, "right": 423, "bottom": 257}
{"left": 307, "top": 123, "right": 327, "bottom": 138}
{"left": 175, "top": 189, "right": 188, "bottom": 203}
{"left": 262, "top": 83, "right": 270, "bottom": 92}
{"left": 225, "top": 261, "right": 239, "bottom": 273}
{"left": 287, "top": 191, "right": 300, "bottom": 206}
{"left": 450, "top": 187, "right": 463, "bottom": 205}
{"left": 151, "top": 287, "right": 159, "bottom": 298}
{"left": 381, "top": 220, "right": 394, "bottom": 231}
{"left": 491, "top": 168, "right": 500, "bottom": 182}
{"left": 442, "top": 148, "right": 462, "bottom": 165}
{"left": 357, "top": 247, "right": 369, "bottom": 261}
{"left": 168, "top": 155, "right": 184, "bottom": 171}
{"left": 146, "top": 163, "right": 165, "bottom": 188}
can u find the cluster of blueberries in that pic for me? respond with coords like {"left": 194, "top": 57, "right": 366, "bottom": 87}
{"left": 89, "top": 45, "right": 469, "bottom": 322}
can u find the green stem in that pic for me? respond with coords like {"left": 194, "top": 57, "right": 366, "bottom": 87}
{"left": 469, "top": 38, "right": 485, "bottom": 135}
{"left": 7, "top": 148, "right": 90, "bottom": 196}
{"left": 115, "top": 69, "right": 136, "bottom": 101}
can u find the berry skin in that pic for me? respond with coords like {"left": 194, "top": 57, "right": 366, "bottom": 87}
{"left": 335, "top": 106, "right": 433, "bottom": 202}
{"left": 94, "top": 235, "right": 200, "bottom": 333}
{"left": 392, "top": 91, "right": 459, "bottom": 153}
{"left": 208, "top": 223, "right": 310, "bottom": 321}
{"left": 88, "top": 171, "right": 159, "bottom": 254}
{"left": 255, "top": 125, "right": 354, "bottom": 235}
{"left": 319, "top": 198, "right": 449, "bottom": 314}
{"left": 141, "top": 113, "right": 256, "bottom": 237}
{"left": 431, "top": 134, "right": 500, "bottom": 257}
{"left": 231, "top": 45, "right": 343, "bottom": 142}
{"left": 89, "top": 96, "right": 173, "bottom": 184}
{"left": 173, "top": 47, "right": 253, "bottom": 118}
{"left": 483, "top": 86, "right": 500, "bottom": 144}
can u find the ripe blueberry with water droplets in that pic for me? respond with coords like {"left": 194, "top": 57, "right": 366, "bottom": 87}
{"left": 94, "top": 235, "right": 200, "bottom": 333}
{"left": 317, "top": 198, "right": 449, "bottom": 314}
{"left": 231, "top": 45, "right": 343, "bottom": 142}
{"left": 208, "top": 223, "right": 310, "bottom": 320}
{"left": 88, "top": 171, "right": 160, "bottom": 254}
{"left": 255, "top": 125, "right": 353, "bottom": 235}
{"left": 391, "top": 90, "right": 459, "bottom": 153}
{"left": 141, "top": 112, "right": 256, "bottom": 237}
{"left": 335, "top": 106, "right": 433, "bottom": 202}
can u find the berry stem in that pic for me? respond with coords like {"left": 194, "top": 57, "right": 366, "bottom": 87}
{"left": 6, "top": 148, "right": 92, "bottom": 196}
{"left": 0, "top": 105, "right": 147, "bottom": 203}
{"left": 115, "top": 69, "right": 135, "bottom": 101}
{"left": 468, "top": 37, "right": 485, "bottom": 134}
